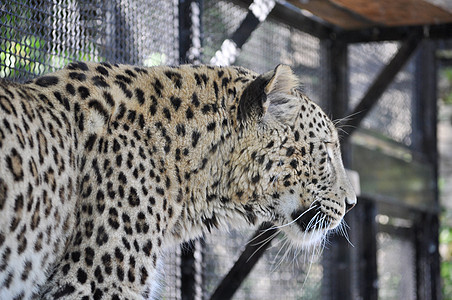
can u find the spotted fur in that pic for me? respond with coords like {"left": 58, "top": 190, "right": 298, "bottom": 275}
{"left": 0, "top": 62, "right": 356, "bottom": 299}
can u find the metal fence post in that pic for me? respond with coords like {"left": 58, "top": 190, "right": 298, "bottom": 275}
{"left": 321, "top": 39, "right": 356, "bottom": 300}
{"left": 413, "top": 40, "right": 441, "bottom": 300}
{"left": 178, "top": 1, "right": 204, "bottom": 299}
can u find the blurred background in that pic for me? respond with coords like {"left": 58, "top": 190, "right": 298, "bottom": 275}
{"left": 2, "top": 0, "right": 452, "bottom": 299}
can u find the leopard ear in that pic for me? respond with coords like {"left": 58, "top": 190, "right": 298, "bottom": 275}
{"left": 264, "top": 64, "right": 298, "bottom": 96}
{"left": 238, "top": 65, "right": 298, "bottom": 123}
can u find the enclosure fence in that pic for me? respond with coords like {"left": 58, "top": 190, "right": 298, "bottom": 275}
{"left": 0, "top": 1, "right": 442, "bottom": 299}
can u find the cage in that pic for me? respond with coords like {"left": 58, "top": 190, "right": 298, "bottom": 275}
{"left": 1, "top": 0, "right": 448, "bottom": 299}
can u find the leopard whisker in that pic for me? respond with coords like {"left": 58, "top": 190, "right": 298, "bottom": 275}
{"left": 269, "top": 201, "right": 320, "bottom": 231}
{"left": 245, "top": 230, "right": 280, "bottom": 263}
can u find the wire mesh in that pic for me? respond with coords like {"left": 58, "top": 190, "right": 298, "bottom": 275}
{"left": 203, "top": 228, "right": 323, "bottom": 300}
{"left": 202, "top": 0, "right": 323, "bottom": 106}
{"left": 160, "top": 249, "right": 182, "bottom": 300}
{"left": 202, "top": 1, "right": 325, "bottom": 298}
{"left": 377, "top": 228, "right": 416, "bottom": 300}
{"left": 0, "top": 1, "right": 432, "bottom": 299}
{"left": 0, "top": 0, "right": 179, "bottom": 81}
{"left": 1, "top": 2, "right": 182, "bottom": 299}
{"left": 349, "top": 42, "right": 415, "bottom": 146}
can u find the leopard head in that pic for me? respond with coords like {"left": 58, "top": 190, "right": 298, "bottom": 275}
{"left": 234, "top": 65, "right": 356, "bottom": 248}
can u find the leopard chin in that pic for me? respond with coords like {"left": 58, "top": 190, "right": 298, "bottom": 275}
{"left": 281, "top": 225, "right": 327, "bottom": 249}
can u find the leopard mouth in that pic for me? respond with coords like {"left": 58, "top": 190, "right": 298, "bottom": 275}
{"left": 290, "top": 202, "right": 330, "bottom": 232}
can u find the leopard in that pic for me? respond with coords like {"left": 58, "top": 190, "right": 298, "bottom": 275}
{"left": 0, "top": 61, "right": 356, "bottom": 299}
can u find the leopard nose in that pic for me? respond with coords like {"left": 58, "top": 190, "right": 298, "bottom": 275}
{"left": 345, "top": 197, "right": 355, "bottom": 213}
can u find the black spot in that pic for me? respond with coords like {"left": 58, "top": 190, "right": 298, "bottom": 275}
{"left": 53, "top": 91, "right": 70, "bottom": 111}
{"left": 66, "top": 83, "right": 75, "bottom": 95}
{"left": 170, "top": 96, "right": 182, "bottom": 111}
{"left": 194, "top": 73, "right": 202, "bottom": 85}
{"left": 102, "top": 253, "right": 112, "bottom": 274}
{"left": 117, "top": 266, "right": 124, "bottom": 281}
{"left": 113, "top": 139, "right": 121, "bottom": 152}
{"left": 252, "top": 174, "right": 260, "bottom": 183}
{"left": 53, "top": 284, "right": 75, "bottom": 299}
{"left": 93, "top": 289, "right": 103, "bottom": 300}
{"left": 207, "top": 122, "right": 216, "bottom": 131}
{"left": 265, "top": 160, "right": 273, "bottom": 170}
{"left": 153, "top": 79, "right": 163, "bottom": 97}
{"left": 156, "top": 187, "right": 165, "bottom": 196}
{"left": 125, "top": 69, "right": 137, "bottom": 78}
{"left": 96, "top": 225, "right": 108, "bottom": 246}
{"left": 62, "top": 263, "right": 70, "bottom": 275}
{"left": 186, "top": 107, "right": 194, "bottom": 119}
{"left": 135, "top": 88, "right": 145, "bottom": 105}
{"left": 286, "top": 147, "right": 295, "bottom": 157}
{"left": 78, "top": 86, "right": 90, "bottom": 99}
{"left": 114, "top": 80, "right": 133, "bottom": 98}
{"left": 115, "top": 247, "right": 124, "bottom": 261}
{"left": 192, "top": 92, "right": 200, "bottom": 107}
{"left": 116, "top": 74, "right": 132, "bottom": 84}
{"left": 85, "top": 247, "right": 95, "bottom": 266}
{"left": 92, "top": 75, "right": 109, "bottom": 88}
{"left": 77, "top": 268, "right": 87, "bottom": 284}
{"left": 96, "top": 65, "right": 109, "bottom": 75}
{"left": 213, "top": 81, "right": 219, "bottom": 98}
{"left": 6, "top": 148, "right": 23, "bottom": 181}
{"left": 301, "top": 147, "right": 306, "bottom": 156}
{"left": 71, "top": 251, "right": 81, "bottom": 263}
{"left": 138, "top": 114, "right": 145, "bottom": 129}
{"left": 201, "top": 74, "right": 208, "bottom": 85}
{"left": 116, "top": 103, "right": 126, "bottom": 120}
{"left": 176, "top": 124, "right": 186, "bottom": 136}
{"left": 165, "top": 70, "right": 182, "bottom": 88}
{"left": 69, "top": 72, "right": 86, "bottom": 81}
{"left": 191, "top": 130, "right": 200, "bottom": 147}
{"left": 84, "top": 134, "right": 97, "bottom": 152}
{"left": 127, "top": 110, "right": 136, "bottom": 123}
{"left": 140, "top": 266, "right": 148, "bottom": 285}
{"left": 163, "top": 108, "right": 171, "bottom": 120}
{"left": 68, "top": 61, "right": 89, "bottom": 71}
{"left": 128, "top": 187, "right": 140, "bottom": 207}
{"left": 202, "top": 104, "right": 211, "bottom": 114}
{"left": 309, "top": 142, "right": 314, "bottom": 155}
{"left": 94, "top": 266, "right": 104, "bottom": 284}
{"left": 103, "top": 91, "right": 115, "bottom": 106}
{"left": 35, "top": 76, "right": 59, "bottom": 87}
{"left": 108, "top": 207, "right": 120, "bottom": 229}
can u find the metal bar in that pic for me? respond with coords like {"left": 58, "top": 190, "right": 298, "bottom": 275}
{"left": 271, "top": 2, "right": 334, "bottom": 39}
{"left": 321, "top": 40, "right": 355, "bottom": 300}
{"left": 413, "top": 40, "right": 440, "bottom": 300}
{"left": 179, "top": 1, "right": 204, "bottom": 299}
{"left": 337, "top": 23, "right": 452, "bottom": 44}
{"left": 210, "top": 0, "right": 275, "bottom": 65}
{"left": 357, "top": 198, "right": 378, "bottom": 300}
{"left": 342, "top": 33, "right": 421, "bottom": 139}
{"left": 209, "top": 223, "right": 277, "bottom": 300}
{"left": 415, "top": 212, "right": 440, "bottom": 300}
{"left": 237, "top": 0, "right": 452, "bottom": 43}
